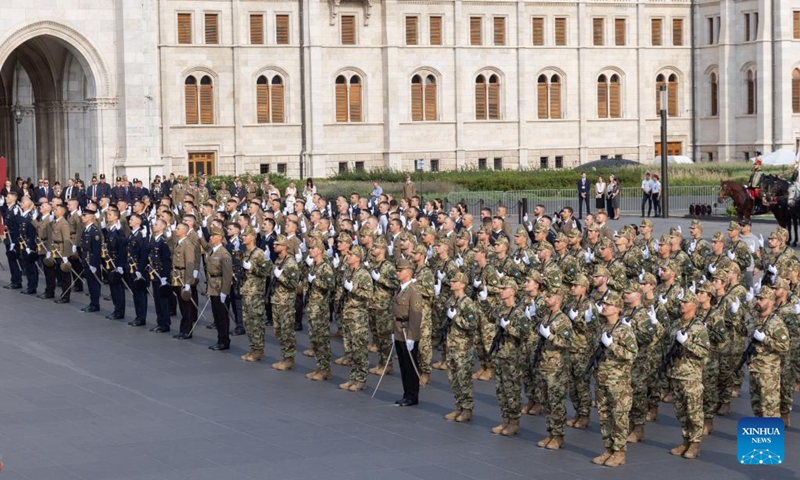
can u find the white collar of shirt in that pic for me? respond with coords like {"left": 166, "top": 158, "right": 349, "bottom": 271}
{"left": 400, "top": 280, "right": 413, "bottom": 291}
{"left": 212, "top": 244, "right": 221, "bottom": 253}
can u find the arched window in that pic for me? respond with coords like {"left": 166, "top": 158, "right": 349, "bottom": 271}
{"left": 597, "top": 73, "right": 621, "bottom": 118}
{"left": 655, "top": 73, "right": 679, "bottom": 117}
{"left": 710, "top": 72, "right": 718, "bottom": 116}
{"left": 537, "top": 73, "right": 562, "bottom": 119}
{"left": 792, "top": 69, "right": 800, "bottom": 114}
{"left": 746, "top": 69, "right": 757, "bottom": 115}
{"left": 185, "top": 76, "right": 198, "bottom": 124}
{"left": 475, "top": 73, "right": 500, "bottom": 120}
{"left": 411, "top": 74, "right": 438, "bottom": 121}
{"left": 335, "top": 74, "right": 362, "bottom": 122}
{"left": 256, "top": 74, "right": 285, "bottom": 123}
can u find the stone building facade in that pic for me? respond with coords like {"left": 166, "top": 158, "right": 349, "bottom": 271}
{"left": 0, "top": 0, "right": 798, "bottom": 184}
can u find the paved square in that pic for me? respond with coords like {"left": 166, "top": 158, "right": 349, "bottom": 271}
{"left": 0, "top": 215, "right": 797, "bottom": 480}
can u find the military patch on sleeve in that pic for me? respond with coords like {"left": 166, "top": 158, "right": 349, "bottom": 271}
{"left": 95, "top": 235, "right": 100, "bottom": 241}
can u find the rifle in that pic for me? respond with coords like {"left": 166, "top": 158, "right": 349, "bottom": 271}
{"left": 489, "top": 305, "right": 518, "bottom": 357}
{"left": 531, "top": 309, "right": 553, "bottom": 370}
{"left": 734, "top": 316, "right": 771, "bottom": 376}
{"left": 438, "top": 297, "right": 456, "bottom": 348}
{"left": 660, "top": 315, "right": 701, "bottom": 373}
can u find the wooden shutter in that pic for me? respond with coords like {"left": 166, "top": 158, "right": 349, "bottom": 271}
{"left": 276, "top": 14, "right": 289, "bottom": 44}
{"left": 651, "top": 18, "right": 662, "bottom": 46}
{"left": 411, "top": 80, "right": 423, "bottom": 121}
{"left": 668, "top": 79, "right": 678, "bottom": 117}
{"left": 335, "top": 82, "right": 348, "bottom": 122}
{"left": 257, "top": 81, "right": 270, "bottom": 123}
{"left": 593, "top": 18, "right": 604, "bottom": 46}
{"left": 487, "top": 79, "right": 500, "bottom": 119}
{"left": 429, "top": 16, "right": 443, "bottom": 45}
{"left": 550, "top": 79, "right": 561, "bottom": 119}
{"left": 406, "top": 16, "right": 418, "bottom": 45}
{"left": 185, "top": 83, "right": 198, "bottom": 124}
{"left": 205, "top": 13, "right": 219, "bottom": 44}
{"left": 672, "top": 18, "right": 683, "bottom": 46}
{"left": 554, "top": 17, "right": 566, "bottom": 46}
{"left": 475, "top": 79, "right": 486, "bottom": 120}
{"left": 341, "top": 15, "right": 356, "bottom": 45}
{"left": 537, "top": 78, "right": 548, "bottom": 118}
{"left": 493, "top": 17, "right": 506, "bottom": 46}
{"left": 794, "top": 11, "right": 800, "bottom": 39}
{"left": 793, "top": 70, "right": 800, "bottom": 114}
{"left": 424, "top": 79, "right": 437, "bottom": 120}
{"left": 178, "top": 13, "right": 192, "bottom": 44}
{"left": 747, "top": 73, "right": 756, "bottom": 115}
{"left": 349, "top": 82, "right": 362, "bottom": 122}
{"left": 615, "top": 18, "right": 625, "bottom": 46}
{"left": 200, "top": 83, "right": 214, "bottom": 124}
{"left": 597, "top": 79, "right": 608, "bottom": 118}
{"left": 250, "top": 14, "right": 264, "bottom": 44}
{"left": 532, "top": 17, "right": 544, "bottom": 46}
{"left": 609, "top": 78, "right": 621, "bottom": 118}
{"left": 271, "top": 82, "right": 284, "bottom": 123}
{"left": 470, "top": 17, "right": 482, "bottom": 45}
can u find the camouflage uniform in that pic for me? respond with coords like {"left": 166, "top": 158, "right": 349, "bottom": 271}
{"left": 687, "top": 237, "right": 712, "bottom": 274}
{"left": 698, "top": 301, "right": 727, "bottom": 420}
{"left": 271, "top": 254, "right": 301, "bottom": 360}
{"left": 726, "top": 282, "right": 750, "bottom": 395}
{"left": 749, "top": 301, "right": 791, "bottom": 418}
{"left": 536, "top": 300, "right": 573, "bottom": 438}
{"left": 432, "top": 257, "right": 460, "bottom": 347}
{"left": 474, "top": 261, "right": 502, "bottom": 370}
{"left": 727, "top": 237, "right": 753, "bottom": 280}
{"left": 643, "top": 296, "right": 669, "bottom": 414}
{"left": 522, "top": 293, "right": 547, "bottom": 408}
{"left": 492, "top": 301, "right": 528, "bottom": 421}
{"left": 342, "top": 264, "right": 374, "bottom": 385}
{"left": 413, "top": 262, "right": 435, "bottom": 375}
{"left": 596, "top": 314, "right": 638, "bottom": 452}
{"left": 369, "top": 259, "right": 399, "bottom": 367}
{"left": 306, "top": 257, "right": 336, "bottom": 372}
{"left": 774, "top": 294, "right": 799, "bottom": 416}
{"left": 563, "top": 292, "right": 597, "bottom": 420}
{"left": 445, "top": 294, "right": 479, "bottom": 410}
{"left": 624, "top": 303, "right": 657, "bottom": 428}
{"left": 241, "top": 246, "right": 271, "bottom": 351}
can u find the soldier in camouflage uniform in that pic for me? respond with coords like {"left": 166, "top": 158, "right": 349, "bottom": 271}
{"left": 761, "top": 229, "right": 798, "bottom": 283}
{"left": 669, "top": 229, "right": 697, "bottom": 284}
{"left": 489, "top": 279, "right": 528, "bottom": 436}
{"left": 695, "top": 281, "right": 726, "bottom": 436}
{"left": 771, "top": 277, "right": 797, "bottom": 426}
{"left": 535, "top": 285, "right": 573, "bottom": 450}
{"left": 726, "top": 221, "right": 753, "bottom": 282}
{"left": 622, "top": 282, "right": 657, "bottom": 443}
{"left": 635, "top": 219, "right": 658, "bottom": 274}
{"left": 749, "top": 286, "right": 791, "bottom": 418}
{"left": 639, "top": 272, "right": 668, "bottom": 421}
{"left": 564, "top": 273, "right": 597, "bottom": 429}
{"left": 686, "top": 220, "right": 712, "bottom": 275}
{"left": 565, "top": 229, "right": 588, "bottom": 276}
{"left": 705, "top": 231, "right": 733, "bottom": 279}
{"left": 521, "top": 271, "right": 547, "bottom": 415}
{"left": 472, "top": 243, "right": 502, "bottom": 381}
{"left": 709, "top": 266, "right": 741, "bottom": 416}
{"left": 432, "top": 241, "right": 460, "bottom": 369}
{"left": 443, "top": 271, "right": 479, "bottom": 423}
{"left": 667, "top": 290, "right": 710, "bottom": 460}
{"left": 786, "top": 263, "right": 800, "bottom": 393}
{"left": 270, "top": 234, "right": 301, "bottom": 371}
{"left": 535, "top": 241, "right": 563, "bottom": 288}
{"left": 367, "top": 237, "right": 399, "bottom": 375}
{"left": 304, "top": 237, "right": 336, "bottom": 380}
{"left": 613, "top": 229, "right": 644, "bottom": 281}
{"left": 411, "top": 243, "right": 435, "bottom": 384}
{"left": 339, "top": 246, "right": 374, "bottom": 392}
{"left": 331, "top": 232, "right": 352, "bottom": 351}
{"left": 240, "top": 226, "right": 272, "bottom": 362}
{"left": 511, "top": 226, "right": 535, "bottom": 276}
{"left": 591, "top": 291, "right": 638, "bottom": 467}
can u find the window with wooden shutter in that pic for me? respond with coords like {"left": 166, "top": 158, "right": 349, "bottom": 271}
{"left": 555, "top": 17, "right": 566, "bottom": 46}
{"left": 667, "top": 74, "right": 678, "bottom": 117}
{"left": 597, "top": 75, "right": 608, "bottom": 118}
{"left": 335, "top": 75, "right": 348, "bottom": 122}
{"left": 655, "top": 74, "right": 665, "bottom": 115}
{"left": 205, "top": 13, "right": 219, "bottom": 44}
{"left": 537, "top": 75, "right": 548, "bottom": 119}
{"left": 470, "top": 17, "right": 482, "bottom": 45}
{"left": 475, "top": 75, "right": 487, "bottom": 120}
{"left": 341, "top": 15, "right": 356, "bottom": 45}
{"left": 593, "top": 18, "right": 604, "bottom": 46}
{"left": 487, "top": 75, "right": 500, "bottom": 119}
{"left": 532, "top": 17, "right": 544, "bottom": 46}
{"left": 429, "top": 16, "right": 443, "bottom": 45}
{"left": 199, "top": 76, "right": 214, "bottom": 124}
{"left": 178, "top": 13, "right": 192, "bottom": 44}
{"left": 276, "top": 14, "right": 290, "bottom": 44}
{"left": 257, "top": 76, "right": 270, "bottom": 123}
{"left": 609, "top": 75, "right": 621, "bottom": 118}
{"left": 672, "top": 18, "right": 683, "bottom": 46}
{"left": 425, "top": 75, "right": 437, "bottom": 120}
{"left": 411, "top": 75, "right": 423, "bottom": 121}
{"left": 651, "top": 18, "right": 662, "bottom": 46}
{"left": 794, "top": 12, "right": 800, "bottom": 39}
{"left": 349, "top": 75, "right": 362, "bottom": 122}
{"left": 271, "top": 76, "right": 285, "bottom": 123}
{"left": 710, "top": 73, "right": 718, "bottom": 116}
{"left": 747, "top": 70, "right": 756, "bottom": 115}
{"left": 406, "top": 16, "right": 419, "bottom": 45}
{"left": 493, "top": 17, "right": 506, "bottom": 46}
{"left": 185, "top": 76, "right": 198, "bottom": 124}
{"left": 250, "top": 14, "right": 264, "bottom": 44}
{"left": 550, "top": 75, "right": 561, "bottom": 119}
{"left": 793, "top": 69, "right": 800, "bottom": 114}
{"left": 615, "top": 18, "right": 625, "bottom": 46}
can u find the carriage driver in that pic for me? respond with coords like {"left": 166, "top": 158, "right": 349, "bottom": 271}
{"left": 746, "top": 153, "right": 763, "bottom": 199}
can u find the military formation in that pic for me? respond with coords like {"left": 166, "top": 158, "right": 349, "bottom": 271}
{"left": 1, "top": 173, "right": 798, "bottom": 467}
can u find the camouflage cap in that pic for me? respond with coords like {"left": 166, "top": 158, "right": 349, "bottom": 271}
{"left": 697, "top": 281, "right": 716, "bottom": 296}
{"left": 537, "top": 241, "right": 555, "bottom": 252}
{"left": 337, "top": 231, "right": 353, "bottom": 244}
{"left": 477, "top": 225, "right": 491, "bottom": 235}
{"left": 450, "top": 271, "right": 469, "bottom": 283}
{"left": 756, "top": 286, "right": 775, "bottom": 300}
{"left": 412, "top": 243, "right": 428, "bottom": 255}
{"left": 494, "top": 235, "right": 509, "bottom": 246}
{"left": 396, "top": 259, "right": 414, "bottom": 271}
{"left": 640, "top": 218, "right": 654, "bottom": 228}
{"left": 669, "top": 227, "right": 682, "bottom": 238}
{"left": 679, "top": 289, "right": 698, "bottom": 304}
{"left": 768, "top": 230, "right": 782, "bottom": 240}
{"left": 597, "top": 237, "right": 613, "bottom": 249}
{"left": 728, "top": 221, "right": 742, "bottom": 231}
{"left": 690, "top": 219, "right": 703, "bottom": 229}
{"left": 526, "top": 270, "right": 543, "bottom": 284}
{"left": 639, "top": 272, "right": 657, "bottom": 286}
{"left": 398, "top": 231, "right": 415, "bottom": 243}
{"left": 661, "top": 259, "right": 680, "bottom": 273}
{"left": 774, "top": 277, "right": 790, "bottom": 291}
{"left": 350, "top": 245, "right": 365, "bottom": 260}
{"left": 534, "top": 224, "right": 549, "bottom": 235}
{"left": 373, "top": 236, "right": 388, "bottom": 249}
{"left": 208, "top": 226, "right": 224, "bottom": 237}
{"left": 711, "top": 267, "right": 729, "bottom": 281}
{"left": 602, "top": 291, "right": 623, "bottom": 308}
{"left": 421, "top": 226, "right": 436, "bottom": 237}
{"left": 457, "top": 229, "right": 471, "bottom": 241}
{"left": 304, "top": 237, "right": 322, "bottom": 251}
{"left": 587, "top": 223, "right": 601, "bottom": 232}
{"left": 544, "top": 285, "right": 567, "bottom": 297}
{"left": 569, "top": 273, "right": 590, "bottom": 287}
{"left": 473, "top": 243, "right": 489, "bottom": 254}
{"left": 553, "top": 232, "right": 568, "bottom": 244}
{"left": 658, "top": 234, "right": 671, "bottom": 245}
{"left": 358, "top": 227, "right": 374, "bottom": 238}
{"left": 711, "top": 231, "right": 725, "bottom": 242}
{"left": 593, "top": 265, "right": 611, "bottom": 277}
{"left": 500, "top": 278, "right": 518, "bottom": 291}
{"left": 566, "top": 228, "right": 582, "bottom": 239}
{"left": 515, "top": 226, "right": 528, "bottom": 237}
{"left": 274, "top": 233, "right": 288, "bottom": 245}
{"left": 622, "top": 281, "right": 641, "bottom": 295}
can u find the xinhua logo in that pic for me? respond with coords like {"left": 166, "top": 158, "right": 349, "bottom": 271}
{"left": 737, "top": 417, "right": 784, "bottom": 465}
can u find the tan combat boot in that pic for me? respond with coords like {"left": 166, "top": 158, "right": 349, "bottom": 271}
{"left": 240, "top": 350, "right": 254, "bottom": 361}
{"left": 702, "top": 419, "right": 713, "bottom": 436}
{"left": 334, "top": 356, "right": 349, "bottom": 366}
{"left": 244, "top": 349, "right": 264, "bottom": 362}
{"left": 716, "top": 403, "right": 730, "bottom": 416}
{"left": 431, "top": 360, "right": 446, "bottom": 370}
{"left": 368, "top": 365, "right": 383, "bottom": 375}
{"left": 348, "top": 381, "right": 365, "bottom": 392}
{"left": 305, "top": 369, "right": 320, "bottom": 379}
{"left": 782, "top": 413, "right": 791, "bottom": 428}
{"left": 731, "top": 386, "right": 741, "bottom": 398}
{"left": 472, "top": 364, "right": 486, "bottom": 379}
{"left": 339, "top": 381, "right": 352, "bottom": 390}
{"left": 528, "top": 403, "right": 543, "bottom": 415}
{"left": 604, "top": 450, "right": 626, "bottom": 467}
{"left": 536, "top": 436, "right": 553, "bottom": 448}
{"left": 500, "top": 418, "right": 520, "bottom": 436}
{"left": 492, "top": 418, "right": 509, "bottom": 434}
{"left": 683, "top": 442, "right": 701, "bottom": 459}
{"left": 311, "top": 370, "right": 332, "bottom": 381}
{"left": 545, "top": 435, "right": 564, "bottom": 450}
{"left": 566, "top": 416, "right": 578, "bottom": 427}
{"left": 479, "top": 366, "right": 494, "bottom": 381}
{"left": 419, "top": 373, "right": 431, "bottom": 385}
{"left": 272, "top": 357, "right": 294, "bottom": 371}
{"left": 592, "top": 449, "right": 613, "bottom": 465}
{"left": 444, "top": 408, "right": 462, "bottom": 421}
{"left": 573, "top": 416, "right": 590, "bottom": 429}
{"left": 662, "top": 392, "right": 674, "bottom": 403}
{"left": 646, "top": 405, "right": 659, "bottom": 422}
{"left": 455, "top": 409, "right": 473, "bottom": 423}
{"left": 670, "top": 440, "right": 689, "bottom": 456}
{"left": 368, "top": 343, "right": 378, "bottom": 353}
{"left": 522, "top": 399, "right": 536, "bottom": 415}
{"left": 302, "top": 349, "right": 314, "bottom": 357}
{"left": 627, "top": 424, "right": 644, "bottom": 443}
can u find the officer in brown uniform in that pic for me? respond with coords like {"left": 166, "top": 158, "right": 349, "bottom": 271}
{"left": 52, "top": 204, "right": 75, "bottom": 303}
{"left": 205, "top": 226, "right": 233, "bottom": 350}
{"left": 393, "top": 259, "right": 424, "bottom": 407}
{"left": 172, "top": 223, "right": 199, "bottom": 339}
{"left": 35, "top": 202, "right": 56, "bottom": 299}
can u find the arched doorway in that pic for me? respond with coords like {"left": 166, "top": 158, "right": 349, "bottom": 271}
{"left": 0, "top": 29, "right": 106, "bottom": 184}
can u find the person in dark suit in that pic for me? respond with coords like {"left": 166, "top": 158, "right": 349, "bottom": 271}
{"left": 37, "top": 179, "right": 54, "bottom": 202}
{"left": 62, "top": 179, "right": 79, "bottom": 201}
{"left": 577, "top": 171, "right": 591, "bottom": 219}
{"left": 96, "top": 174, "right": 111, "bottom": 198}
{"left": 161, "top": 173, "right": 174, "bottom": 198}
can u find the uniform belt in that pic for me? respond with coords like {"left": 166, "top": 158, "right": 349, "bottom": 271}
{"left": 174, "top": 267, "right": 185, "bottom": 270}
{"left": 209, "top": 274, "right": 222, "bottom": 278}
{"left": 53, "top": 241, "right": 63, "bottom": 244}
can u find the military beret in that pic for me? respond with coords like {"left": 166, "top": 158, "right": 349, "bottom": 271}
{"left": 537, "top": 241, "right": 555, "bottom": 252}
{"left": 396, "top": 259, "right": 414, "bottom": 271}
{"left": 728, "top": 221, "right": 741, "bottom": 231}
{"left": 679, "top": 289, "right": 698, "bottom": 304}
{"left": 697, "top": 281, "right": 716, "bottom": 296}
{"left": 515, "top": 226, "right": 528, "bottom": 237}
{"left": 711, "top": 231, "right": 725, "bottom": 242}
{"left": 526, "top": 270, "right": 543, "bottom": 284}
{"left": 640, "top": 218, "right": 654, "bottom": 228}
{"left": 774, "top": 277, "right": 790, "bottom": 291}
{"left": 658, "top": 234, "right": 671, "bottom": 245}
{"left": 350, "top": 245, "right": 365, "bottom": 260}
{"left": 337, "top": 232, "right": 353, "bottom": 244}
{"left": 451, "top": 271, "right": 469, "bottom": 283}
{"left": 569, "top": 273, "right": 590, "bottom": 287}
{"left": 639, "top": 272, "right": 657, "bottom": 286}
{"left": 208, "top": 226, "right": 224, "bottom": 237}
{"left": 500, "top": 278, "right": 518, "bottom": 291}
{"left": 593, "top": 265, "right": 611, "bottom": 277}
{"left": 412, "top": 243, "right": 428, "bottom": 255}
{"left": 602, "top": 291, "right": 623, "bottom": 308}
{"left": 690, "top": 219, "right": 703, "bottom": 230}
{"left": 554, "top": 233, "right": 568, "bottom": 244}
{"left": 274, "top": 234, "right": 288, "bottom": 245}
{"left": 756, "top": 286, "right": 775, "bottom": 300}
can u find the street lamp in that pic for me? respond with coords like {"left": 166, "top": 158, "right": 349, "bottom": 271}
{"left": 12, "top": 105, "right": 23, "bottom": 125}
{"left": 659, "top": 84, "right": 669, "bottom": 219}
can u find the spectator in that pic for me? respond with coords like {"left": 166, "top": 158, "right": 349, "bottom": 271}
{"left": 577, "top": 171, "right": 591, "bottom": 219}
{"left": 303, "top": 178, "right": 316, "bottom": 202}
{"left": 651, "top": 174, "right": 662, "bottom": 217}
{"left": 606, "top": 175, "right": 619, "bottom": 220}
{"left": 595, "top": 176, "right": 606, "bottom": 211}
{"left": 402, "top": 174, "right": 416, "bottom": 200}
{"left": 641, "top": 172, "right": 654, "bottom": 217}
{"left": 369, "top": 182, "right": 383, "bottom": 209}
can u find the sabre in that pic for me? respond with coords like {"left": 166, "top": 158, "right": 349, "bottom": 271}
{"left": 402, "top": 327, "right": 425, "bottom": 388}
{"left": 173, "top": 273, "right": 209, "bottom": 323}
{"left": 371, "top": 340, "right": 396, "bottom": 398}
{"left": 188, "top": 295, "right": 213, "bottom": 336}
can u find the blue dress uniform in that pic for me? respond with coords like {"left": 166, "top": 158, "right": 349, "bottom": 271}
{"left": 126, "top": 227, "right": 150, "bottom": 326}
{"left": 1, "top": 200, "right": 23, "bottom": 288}
{"left": 80, "top": 214, "right": 103, "bottom": 312}
{"left": 104, "top": 223, "right": 128, "bottom": 319}
{"left": 149, "top": 233, "right": 172, "bottom": 332}
{"left": 17, "top": 208, "right": 39, "bottom": 294}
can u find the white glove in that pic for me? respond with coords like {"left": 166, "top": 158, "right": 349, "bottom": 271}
{"left": 326, "top": 247, "right": 334, "bottom": 258}
{"left": 727, "top": 249, "right": 735, "bottom": 261}
{"left": 513, "top": 255, "right": 521, "bottom": 265}
{"left": 305, "top": 256, "right": 314, "bottom": 267}
{"left": 370, "top": 270, "right": 380, "bottom": 281}
{"left": 473, "top": 279, "right": 481, "bottom": 288}
{"left": 220, "top": 293, "right": 226, "bottom": 303}
{"left": 447, "top": 308, "right": 457, "bottom": 319}
{"left": 274, "top": 267, "right": 283, "bottom": 278}
{"left": 538, "top": 323, "right": 551, "bottom": 339}
{"left": 497, "top": 272, "right": 505, "bottom": 279}
{"left": 595, "top": 302, "right": 603, "bottom": 314}
{"left": 758, "top": 234, "right": 765, "bottom": 248}
{"left": 62, "top": 256, "right": 69, "bottom": 264}
{"left": 332, "top": 255, "right": 340, "bottom": 269}
{"left": 183, "top": 284, "right": 190, "bottom": 292}
{"left": 583, "top": 250, "right": 593, "bottom": 264}
{"left": 658, "top": 294, "right": 668, "bottom": 305}
{"left": 135, "top": 271, "right": 143, "bottom": 280}
{"left": 48, "top": 214, "right": 54, "bottom": 222}
{"left": 601, "top": 331, "right": 613, "bottom": 347}
{"left": 387, "top": 243, "right": 394, "bottom": 256}
{"left": 307, "top": 273, "right": 316, "bottom": 283}
{"left": 391, "top": 333, "right": 395, "bottom": 342}
{"left": 731, "top": 297, "right": 740, "bottom": 314}
{"left": 522, "top": 251, "right": 531, "bottom": 265}
{"left": 748, "top": 243, "right": 756, "bottom": 254}
{"left": 101, "top": 219, "right": 107, "bottom": 229}
{"left": 647, "top": 305, "right": 658, "bottom": 324}
{"left": 25, "top": 248, "right": 31, "bottom": 255}
{"left": 654, "top": 239, "right": 660, "bottom": 251}
{"left": 406, "top": 339, "right": 415, "bottom": 351}
{"left": 754, "top": 279, "right": 762, "bottom": 294}
{"left": 301, "top": 224, "right": 307, "bottom": 234}
{"left": 745, "top": 287, "right": 755, "bottom": 302}
{"left": 160, "top": 277, "right": 168, "bottom": 286}
{"left": 524, "top": 305, "right": 533, "bottom": 320}
{"left": 676, "top": 226, "right": 682, "bottom": 234}
{"left": 0, "top": 197, "right": 4, "bottom": 206}
{"left": 584, "top": 309, "right": 593, "bottom": 323}
{"left": 793, "top": 300, "right": 800, "bottom": 315}
{"left": 193, "top": 270, "right": 199, "bottom": 279}
{"left": 275, "top": 225, "right": 281, "bottom": 234}
{"left": 116, "top": 267, "right": 123, "bottom": 274}
{"left": 242, "top": 260, "right": 251, "bottom": 270}
{"left": 621, "top": 317, "right": 631, "bottom": 327}
{"left": 568, "top": 309, "right": 578, "bottom": 320}
{"left": 708, "top": 263, "right": 716, "bottom": 274}
{"left": 528, "top": 302, "right": 537, "bottom": 317}
{"left": 688, "top": 239, "right": 697, "bottom": 254}
{"left": 478, "top": 285, "right": 488, "bottom": 301}
{"left": 72, "top": 245, "right": 77, "bottom": 253}
{"left": 641, "top": 247, "right": 650, "bottom": 260}
{"left": 344, "top": 279, "right": 353, "bottom": 291}
{"left": 437, "top": 270, "right": 445, "bottom": 281}
{"left": 677, "top": 288, "right": 685, "bottom": 300}
{"left": 295, "top": 251, "right": 303, "bottom": 263}
{"left": 526, "top": 222, "right": 533, "bottom": 232}
{"left": 434, "top": 281, "right": 441, "bottom": 296}
{"left": 523, "top": 213, "right": 529, "bottom": 223}
{"left": 676, "top": 330, "right": 688, "bottom": 344}
{"left": 767, "top": 264, "right": 777, "bottom": 275}
{"left": 90, "top": 266, "right": 97, "bottom": 274}
{"left": 753, "top": 329, "right": 766, "bottom": 342}
{"left": 300, "top": 239, "right": 307, "bottom": 253}
{"left": 46, "top": 251, "right": 52, "bottom": 259}
{"left": 689, "top": 281, "right": 696, "bottom": 294}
